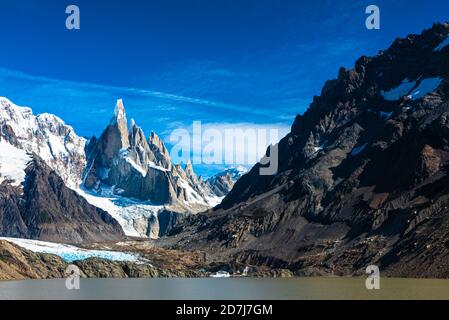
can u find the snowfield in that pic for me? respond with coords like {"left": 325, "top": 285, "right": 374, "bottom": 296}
{"left": 0, "top": 140, "right": 31, "bottom": 186}
{"left": 0, "top": 237, "right": 139, "bottom": 262}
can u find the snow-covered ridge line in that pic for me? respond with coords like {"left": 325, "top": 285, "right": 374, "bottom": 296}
{"left": 0, "top": 96, "right": 86, "bottom": 188}
{"left": 0, "top": 237, "right": 139, "bottom": 263}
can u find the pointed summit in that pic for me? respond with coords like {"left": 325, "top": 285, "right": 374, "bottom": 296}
{"left": 110, "top": 99, "right": 129, "bottom": 149}
{"left": 113, "top": 99, "right": 126, "bottom": 122}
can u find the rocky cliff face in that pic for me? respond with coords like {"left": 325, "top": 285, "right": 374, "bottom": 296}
{"left": 81, "top": 100, "right": 234, "bottom": 239}
{"left": 167, "top": 23, "right": 449, "bottom": 278}
{"left": 0, "top": 97, "right": 86, "bottom": 188}
{"left": 0, "top": 95, "right": 242, "bottom": 242}
{"left": 0, "top": 155, "right": 125, "bottom": 244}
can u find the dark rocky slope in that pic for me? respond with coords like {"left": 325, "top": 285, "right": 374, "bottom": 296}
{"left": 0, "top": 156, "right": 125, "bottom": 244}
{"left": 165, "top": 23, "right": 449, "bottom": 278}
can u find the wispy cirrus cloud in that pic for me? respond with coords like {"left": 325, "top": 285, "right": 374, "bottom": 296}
{"left": 0, "top": 66, "right": 294, "bottom": 176}
{"left": 0, "top": 67, "right": 275, "bottom": 118}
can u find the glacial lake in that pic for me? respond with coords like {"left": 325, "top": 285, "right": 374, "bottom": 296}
{"left": 0, "top": 278, "right": 448, "bottom": 300}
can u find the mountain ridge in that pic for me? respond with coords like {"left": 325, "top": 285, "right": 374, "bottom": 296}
{"left": 163, "top": 23, "right": 449, "bottom": 278}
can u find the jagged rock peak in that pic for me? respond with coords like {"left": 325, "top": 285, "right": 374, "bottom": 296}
{"left": 149, "top": 131, "right": 167, "bottom": 151}
{"left": 148, "top": 131, "right": 172, "bottom": 166}
{"left": 0, "top": 96, "right": 86, "bottom": 188}
{"left": 185, "top": 160, "right": 198, "bottom": 184}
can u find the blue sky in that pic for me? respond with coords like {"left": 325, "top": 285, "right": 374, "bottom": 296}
{"left": 0, "top": 0, "right": 448, "bottom": 176}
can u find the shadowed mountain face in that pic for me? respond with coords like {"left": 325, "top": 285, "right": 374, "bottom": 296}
{"left": 0, "top": 156, "right": 125, "bottom": 244}
{"left": 167, "top": 23, "right": 449, "bottom": 278}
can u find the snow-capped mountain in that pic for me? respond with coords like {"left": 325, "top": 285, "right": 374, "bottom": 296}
{"left": 83, "top": 99, "right": 222, "bottom": 211}
{"left": 0, "top": 140, "right": 31, "bottom": 187}
{"left": 0, "top": 97, "right": 86, "bottom": 188}
{"left": 80, "top": 99, "right": 234, "bottom": 238}
{"left": 0, "top": 97, "right": 241, "bottom": 241}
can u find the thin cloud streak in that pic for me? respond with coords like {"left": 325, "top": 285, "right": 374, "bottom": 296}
{"left": 0, "top": 67, "right": 277, "bottom": 119}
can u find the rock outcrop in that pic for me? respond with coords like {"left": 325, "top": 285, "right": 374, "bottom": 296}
{"left": 0, "top": 155, "right": 125, "bottom": 244}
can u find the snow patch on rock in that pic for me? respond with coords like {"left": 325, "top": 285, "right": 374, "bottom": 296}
{"left": 76, "top": 186, "right": 163, "bottom": 239}
{"left": 434, "top": 36, "right": 449, "bottom": 51}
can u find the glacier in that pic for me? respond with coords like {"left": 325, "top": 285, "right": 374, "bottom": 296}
{"left": 0, "top": 237, "right": 139, "bottom": 263}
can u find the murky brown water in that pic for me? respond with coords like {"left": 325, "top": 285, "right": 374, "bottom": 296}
{"left": 0, "top": 277, "right": 448, "bottom": 300}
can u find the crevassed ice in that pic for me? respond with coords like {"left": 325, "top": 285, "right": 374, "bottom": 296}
{"left": 76, "top": 186, "right": 163, "bottom": 238}
{"left": 0, "top": 237, "right": 139, "bottom": 262}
